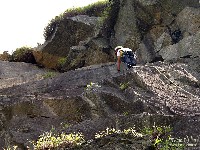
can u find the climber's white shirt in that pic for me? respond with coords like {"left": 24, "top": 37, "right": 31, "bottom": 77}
{"left": 116, "top": 48, "right": 132, "bottom": 57}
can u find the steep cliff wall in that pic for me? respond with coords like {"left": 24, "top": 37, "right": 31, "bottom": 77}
{"left": 33, "top": 0, "right": 200, "bottom": 72}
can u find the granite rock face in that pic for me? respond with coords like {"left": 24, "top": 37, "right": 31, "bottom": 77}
{"left": 1, "top": 1, "right": 200, "bottom": 149}
{"left": 112, "top": 0, "right": 141, "bottom": 51}
{"left": 33, "top": 15, "right": 114, "bottom": 71}
{"left": 33, "top": 0, "right": 200, "bottom": 71}
{"left": 0, "top": 61, "right": 200, "bottom": 149}
{"left": 136, "top": 6, "right": 200, "bottom": 64}
{"left": 176, "top": 7, "right": 200, "bottom": 37}
{"left": 0, "top": 60, "right": 54, "bottom": 89}
{"left": 159, "top": 31, "right": 200, "bottom": 66}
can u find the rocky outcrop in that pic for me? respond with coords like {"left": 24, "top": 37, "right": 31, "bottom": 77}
{"left": 175, "top": 7, "right": 200, "bottom": 37}
{"left": 32, "top": 0, "right": 200, "bottom": 72}
{"left": 33, "top": 15, "right": 115, "bottom": 71}
{"left": 135, "top": 0, "right": 199, "bottom": 25}
{"left": 60, "top": 37, "right": 114, "bottom": 72}
{"left": 111, "top": 0, "right": 141, "bottom": 51}
{"left": 1, "top": 1, "right": 200, "bottom": 149}
{"left": 0, "top": 61, "right": 200, "bottom": 149}
{"left": 0, "top": 60, "right": 55, "bottom": 89}
{"left": 159, "top": 30, "right": 200, "bottom": 66}
{"left": 136, "top": 6, "right": 200, "bottom": 64}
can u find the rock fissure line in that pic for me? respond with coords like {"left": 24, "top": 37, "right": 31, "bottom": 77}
{"left": 152, "top": 65, "right": 200, "bottom": 99}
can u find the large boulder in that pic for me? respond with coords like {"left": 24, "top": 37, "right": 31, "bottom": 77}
{"left": 134, "top": 0, "right": 199, "bottom": 25}
{"left": 84, "top": 38, "right": 114, "bottom": 66}
{"left": 159, "top": 31, "right": 200, "bottom": 74}
{"left": 33, "top": 15, "right": 105, "bottom": 70}
{"left": 135, "top": 26, "right": 169, "bottom": 63}
{"left": 175, "top": 7, "right": 200, "bottom": 37}
{"left": 135, "top": 25, "right": 172, "bottom": 63}
{"left": 159, "top": 31, "right": 200, "bottom": 61}
{"left": 111, "top": 0, "right": 141, "bottom": 51}
{"left": 120, "top": 0, "right": 200, "bottom": 63}
{"left": 59, "top": 38, "right": 114, "bottom": 72}
{"left": 134, "top": 0, "right": 200, "bottom": 34}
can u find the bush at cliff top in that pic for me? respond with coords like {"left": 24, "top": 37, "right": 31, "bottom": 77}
{"left": 0, "top": 51, "right": 11, "bottom": 61}
{"left": 43, "top": 0, "right": 109, "bottom": 41}
{"left": 10, "top": 46, "right": 36, "bottom": 64}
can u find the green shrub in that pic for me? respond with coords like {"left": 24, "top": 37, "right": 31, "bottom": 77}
{"left": 3, "top": 145, "right": 18, "bottom": 150}
{"left": 0, "top": 51, "right": 11, "bottom": 61}
{"left": 98, "top": 0, "right": 120, "bottom": 38}
{"left": 42, "top": 71, "right": 57, "bottom": 79}
{"left": 27, "top": 125, "right": 187, "bottom": 149}
{"left": 98, "top": 0, "right": 113, "bottom": 26}
{"left": 95, "top": 127, "right": 143, "bottom": 139}
{"left": 119, "top": 82, "right": 130, "bottom": 90}
{"left": 31, "top": 131, "right": 85, "bottom": 150}
{"left": 62, "top": 0, "right": 108, "bottom": 17}
{"left": 141, "top": 125, "right": 185, "bottom": 150}
{"left": 57, "top": 57, "right": 67, "bottom": 68}
{"left": 58, "top": 57, "right": 67, "bottom": 65}
{"left": 43, "top": 16, "right": 59, "bottom": 41}
{"left": 10, "top": 46, "right": 36, "bottom": 63}
{"left": 95, "top": 126, "right": 185, "bottom": 149}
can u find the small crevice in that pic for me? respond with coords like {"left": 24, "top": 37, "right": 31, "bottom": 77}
{"left": 180, "top": 55, "right": 192, "bottom": 58}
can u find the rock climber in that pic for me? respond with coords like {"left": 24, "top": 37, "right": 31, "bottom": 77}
{"left": 115, "top": 46, "right": 137, "bottom": 72}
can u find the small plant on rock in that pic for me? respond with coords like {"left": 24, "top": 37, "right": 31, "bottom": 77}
{"left": 27, "top": 126, "right": 188, "bottom": 149}
{"left": 3, "top": 145, "right": 18, "bottom": 150}
{"left": 119, "top": 81, "right": 130, "bottom": 90}
{"left": 42, "top": 71, "right": 57, "bottom": 79}
{"left": 31, "top": 131, "right": 85, "bottom": 150}
{"left": 86, "top": 82, "right": 101, "bottom": 91}
{"left": 60, "top": 122, "right": 71, "bottom": 129}
{"left": 95, "top": 127, "right": 143, "bottom": 139}
{"left": 141, "top": 125, "right": 185, "bottom": 150}
{"left": 57, "top": 57, "right": 67, "bottom": 67}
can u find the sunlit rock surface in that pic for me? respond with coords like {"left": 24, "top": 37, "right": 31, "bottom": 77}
{"left": 0, "top": 61, "right": 200, "bottom": 149}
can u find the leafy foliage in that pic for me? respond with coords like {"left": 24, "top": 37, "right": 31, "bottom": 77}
{"left": 3, "top": 145, "right": 18, "bottom": 150}
{"left": 119, "top": 82, "right": 130, "bottom": 90}
{"left": 0, "top": 51, "right": 11, "bottom": 61}
{"left": 42, "top": 71, "right": 57, "bottom": 79}
{"left": 25, "top": 125, "right": 187, "bottom": 150}
{"left": 98, "top": 0, "right": 120, "bottom": 38}
{"left": 10, "top": 46, "right": 36, "bottom": 63}
{"left": 86, "top": 82, "right": 101, "bottom": 91}
{"left": 31, "top": 131, "right": 85, "bottom": 150}
{"left": 56, "top": 57, "right": 67, "bottom": 71}
{"left": 95, "top": 126, "right": 185, "bottom": 149}
{"left": 141, "top": 125, "right": 185, "bottom": 149}
{"left": 95, "top": 127, "right": 143, "bottom": 139}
